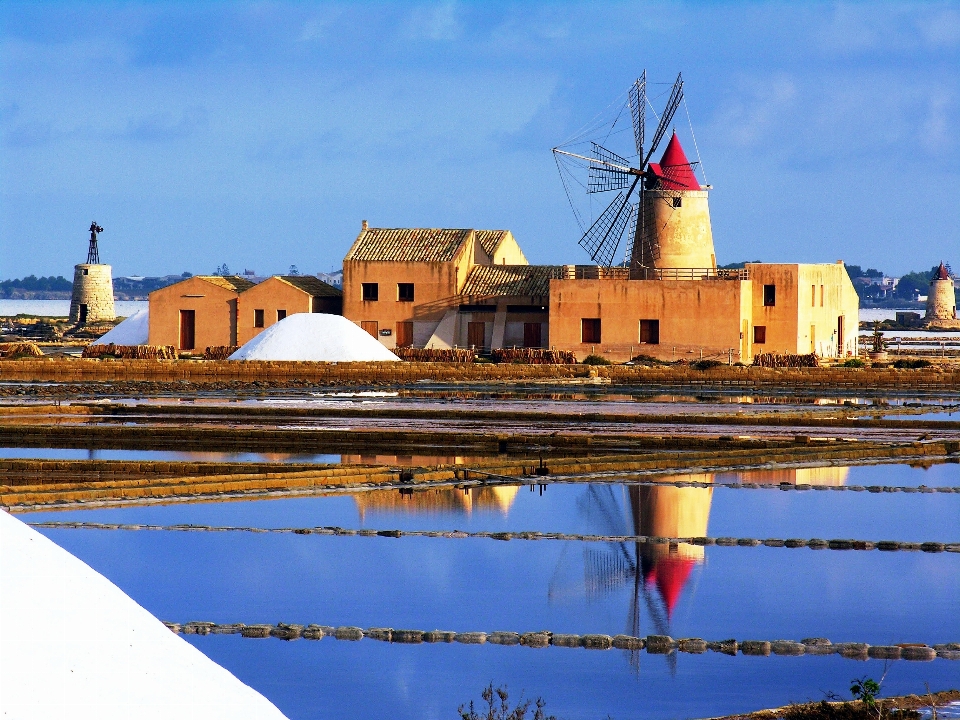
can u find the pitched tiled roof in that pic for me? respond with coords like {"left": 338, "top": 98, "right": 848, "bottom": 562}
{"left": 344, "top": 228, "right": 472, "bottom": 262}
{"left": 276, "top": 275, "right": 342, "bottom": 297}
{"left": 475, "top": 230, "right": 509, "bottom": 257}
{"left": 197, "top": 275, "right": 256, "bottom": 293}
{"left": 460, "top": 265, "right": 564, "bottom": 298}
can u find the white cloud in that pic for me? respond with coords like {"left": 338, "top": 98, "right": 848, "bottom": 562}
{"left": 403, "top": 2, "right": 461, "bottom": 42}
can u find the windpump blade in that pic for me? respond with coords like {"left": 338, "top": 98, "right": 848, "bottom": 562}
{"left": 578, "top": 175, "right": 641, "bottom": 266}
{"left": 588, "top": 142, "right": 633, "bottom": 193}
{"left": 642, "top": 73, "right": 683, "bottom": 168}
{"left": 629, "top": 71, "right": 646, "bottom": 161}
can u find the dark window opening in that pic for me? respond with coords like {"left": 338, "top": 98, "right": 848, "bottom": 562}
{"left": 254, "top": 309, "right": 264, "bottom": 328}
{"left": 639, "top": 319, "right": 660, "bottom": 344}
{"left": 672, "top": 196, "right": 682, "bottom": 208}
{"left": 397, "top": 283, "right": 414, "bottom": 302}
{"left": 459, "top": 304, "right": 497, "bottom": 313}
{"left": 581, "top": 318, "right": 601, "bottom": 344}
{"left": 507, "top": 304, "right": 548, "bottom": 313}
{"left": 754, "top": 326, "right": 766, "bottom": 344}
{"left": 277, "top": 309, "right": 287, "bottom": 322}
{"left": 78, "top": 304, "right": 88, "bottom": 323}
{"left": 362, "top": 283, "right": 379, "bottom": 302}
{"left": 763, "top": 284, "right": 776, "bottom": 307}
{"left": 82, "top": 269, "right": 89, "bottom": 276}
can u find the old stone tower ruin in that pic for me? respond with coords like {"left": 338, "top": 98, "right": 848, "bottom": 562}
{"left": 925, "top": 262, "right": 957, "bottom": 326}
{"left": 69, "top": 221, "right": 115, "bottom": 325}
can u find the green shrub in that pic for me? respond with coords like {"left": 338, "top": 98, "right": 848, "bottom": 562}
{"left": 893, "top": 359, "right": 931, "bottom": 369}
{"left": 692, "top": 359, "right": 723, "bottom": 370}
{"left": 581, "top": 354, "right": 611, "bottom": 365}
{"left": 842, "top": 358, "right": 865, "bottom": 368}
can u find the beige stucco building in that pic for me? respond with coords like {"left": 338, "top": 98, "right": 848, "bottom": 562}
{"left": 237, "top": 275, "right": 342, "bottom": 345}
{"left": 149, "top": 276, "right": 254, "bottom": 350}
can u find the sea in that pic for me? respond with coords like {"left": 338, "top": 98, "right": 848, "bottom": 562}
{"left": 0, "top": 299, "right": 148, "bottom": 318}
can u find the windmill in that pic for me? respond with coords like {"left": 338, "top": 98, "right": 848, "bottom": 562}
{"left": 552, "top": 72, "right": 697, "bottom": 271}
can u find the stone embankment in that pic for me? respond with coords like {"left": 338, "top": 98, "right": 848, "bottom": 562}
{"left": 4, "top": 442, "right": 957, "bottom": 510}
{"left": 30, "top": 520, "right": 960, "bottom": 554}
{"left": 2, "top": 358, "right": 960, "bottom": 390}
{"left": 165, "top": 621, "right": 960, "bottom": 661}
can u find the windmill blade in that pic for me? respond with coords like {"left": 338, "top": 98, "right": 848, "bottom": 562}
{"left": 588, "top": 142, "right": 633, "bottom": 193}
{"left": 628, "top": 71, "right": 646, "bottom": 160}
{"left": 623, "top": 200, "right": 640, "bottom": 267}
{"left": 578, "top": 188, "right": 634, "bottom": 267}
{"left": 643, "top": 73, "right": 683, "bottom": 167}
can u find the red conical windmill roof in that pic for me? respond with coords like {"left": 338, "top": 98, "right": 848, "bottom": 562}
{"left": 654, "top": 132, "right": 701, "bottom": 191}
{"left": 935, "top": 262, "right": 950, "bottom": 281}
{"left": 644, "top": 555, "right": 697, "bottom": 618}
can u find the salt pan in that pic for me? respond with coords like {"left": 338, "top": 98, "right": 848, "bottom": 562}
{"left": 0, "top": 510, "right": 288, "bottom": 719}
{"left": 229, "top": 313, "right": 400, "bottom": 362}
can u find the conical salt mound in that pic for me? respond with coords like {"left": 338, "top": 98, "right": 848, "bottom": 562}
{"left": 0, "top": 510, "right": 288, "bottom": 719}
{"left": 91, "top": 308, "right": 149, "bottom": 346}
{"left": 229, "top": 313, "right": 400, "bottom": 362}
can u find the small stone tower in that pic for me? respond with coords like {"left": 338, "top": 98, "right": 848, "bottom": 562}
{"left": 69, "top": 221, "right": 115, "bottom": 325}
{"left": 925, "top": 262, "right": 956, "bottom": 323}
{"left": 631, "top": 132, "right": 716, "bottom": 277}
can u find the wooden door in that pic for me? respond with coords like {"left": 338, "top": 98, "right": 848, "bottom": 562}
{"left": 523, "top": 322, "right": 542, "bottom": 348}
{"left": 179, "top": 310, "right": 196, "bottom": 350}
{"left": 467, "top": 321, "right": 485, "bottom": 349}
{"left": 396, "top": 322, "right": 413, "bottom": 348}
{"left": 361, "top": 321, "right": 378, "bottom": 338}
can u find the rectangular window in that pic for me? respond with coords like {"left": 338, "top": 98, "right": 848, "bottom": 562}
{"left": 581, "top": 318, "right": 601, "bottom": 344}
{"left": 360, "top": 321, "right": 378, "bottom": 337}
{"left": 397, "top": 283, "right": 414, "bottom": 302}
{"left": 763, "top": 284, "right": 776, "bottom": 307}
{"left": 277, "top": 309, "right": 287, "bottom": 322}
{"left": 396, "top": 321, "right": 413, "bottom": 348}
{"left": 754, "top": 325, "right": 766, "bottom": 344}
{"left": 820, "top": 285, "right": 824, "bottom": 307}
{"left": 639, "top": 319, "right": 660, "bottom": 344}
{"left": 523, "top": 322, "right": 542, "bottom": 348}
{"left": 811, "top": 285, "right": 816, "bottom": 308}
{"left": 672, "top": 196, "right": 682, "bottom": 208}
{"left": 179, "top": 310, "right": 196, "bottom": 350}
{"left": 254, "top": 309, "right": 264, "bottom": 328}
{"left": 362, "top": 283, "right": 379, "bottom": 302}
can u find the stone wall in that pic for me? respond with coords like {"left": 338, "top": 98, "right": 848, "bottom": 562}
{"left": 926, "top": 278, "right": 956, "bottom": 321}
{"left": 69, "top": 264, "right": 115, "bottom": 324}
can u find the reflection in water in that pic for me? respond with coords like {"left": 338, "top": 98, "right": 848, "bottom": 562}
{"left": 341, "top": 455, "right": 486, "bottom": 466}
{"left": 563, "top": 466, "right": 850, "bottom": 670}
{"left": 354, "top": 486, "right": 520, "bottom": 520}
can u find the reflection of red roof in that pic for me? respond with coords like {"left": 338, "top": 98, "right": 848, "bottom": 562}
{"left": 935, "top": 262, "right": 950, "bottom": 281}
{"left": 649, "top": 132, "right": 701, "bottom": 191}
{"left": 645, "top": 556, "right": 697, "bottom": 617}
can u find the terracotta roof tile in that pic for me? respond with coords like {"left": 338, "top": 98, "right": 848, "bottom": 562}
{"left": 276, "top": 275, "right": 342, "bottom": 297}
{"left": 197, "top": 275, "right": 256, "bottom": 293}
{"left": 461, "top": 265, "right": 564, "bottom": 298}
{"left": 345, "top": 228, "right": 472, "bottom": 263}
{"left": 475, "top": 230, "right": 509, "bottom": 257}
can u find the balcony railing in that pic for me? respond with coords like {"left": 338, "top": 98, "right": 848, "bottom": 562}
{"left": 560, "top": 265, "right": 749, "bottom": 281}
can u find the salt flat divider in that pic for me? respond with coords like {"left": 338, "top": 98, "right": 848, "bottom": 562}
{"left": 28, "top": 521, "right": 960, "bottom": 553}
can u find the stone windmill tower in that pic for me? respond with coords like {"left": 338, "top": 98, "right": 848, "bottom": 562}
{"left": 925, "top": 262, "right": 957, "bottom": 325}
{"left": 69, "top": 222, "right": 115, "bottom": 325}
{"left": 552, "top": 72, "right": 716, "bottom": 277}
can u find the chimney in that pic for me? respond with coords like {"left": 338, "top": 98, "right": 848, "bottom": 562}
{"left": 361, "top": 219, "right": 368, "bottom": 231}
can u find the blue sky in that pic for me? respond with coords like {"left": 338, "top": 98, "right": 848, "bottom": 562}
{"left": 1, "top": 1, "right": 958, "bottom": 279}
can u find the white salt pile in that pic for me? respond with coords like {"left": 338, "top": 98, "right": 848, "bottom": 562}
{"left": 90, "top": 308, "right": 149, "bottom": 346}
{"left": 0, "top": 510, "right": 288, "bottom": 720}
{"left": 229, "top": 313, "right": 400, "bottom": 362}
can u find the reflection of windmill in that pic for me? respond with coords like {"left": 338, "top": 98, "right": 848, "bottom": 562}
{"left": 553, "top": 72, "right": 692, "bottom": 270}
{"left": 550, "top": 481, "right": 713, "bottom": 672}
